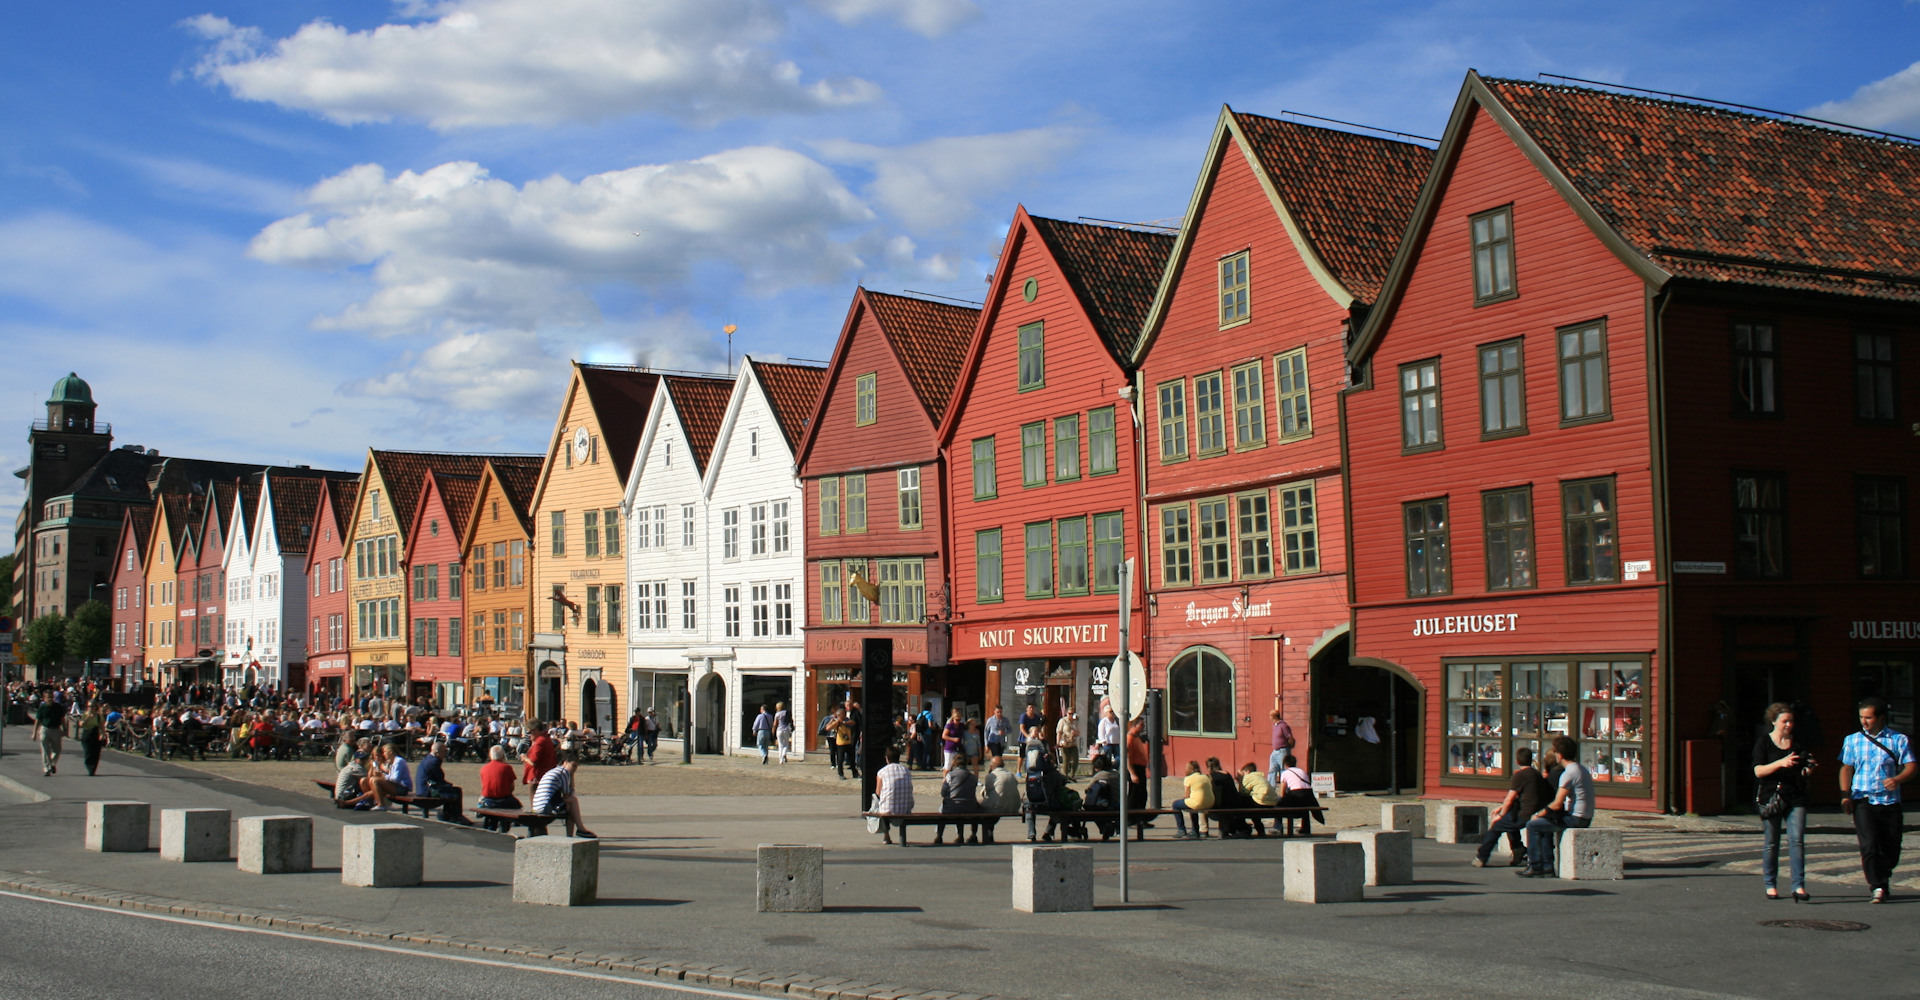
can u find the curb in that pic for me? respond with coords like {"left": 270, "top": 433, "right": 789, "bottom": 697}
{"left": 0, "top": 869, "right": 1018, "bottom": 1000}
{"left": 0, "top": 774, "right": 52, "bottom": 803}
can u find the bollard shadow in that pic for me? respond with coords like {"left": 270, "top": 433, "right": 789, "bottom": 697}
{"left": 592, "top": 897, "right": 691, "bottom": 907}
{"left": 1541, "top": 886, "right": 1616, "bottom": 896}
{"left": 1093, "top": 903, "right": 1180, "bottom": 911}
{"left": 311, "top": 866, "right": 343, "bottom": 875}
{"left": 1372, "top": 889, "right": 1481, "bottom": 902}
{"left": 822, "top": 905, "right": 924, "bottom": 913}
{"left": 421, "top": 879, "right": 508, "bottom": 889}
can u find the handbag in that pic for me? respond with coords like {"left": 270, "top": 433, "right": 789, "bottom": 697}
{"left": 1756, "top": 782, "right": 1791, "bottom": 820}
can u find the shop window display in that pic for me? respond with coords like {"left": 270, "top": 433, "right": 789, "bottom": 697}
{"left": 1444, "top": 656, "right": 1645, "bottom": 789}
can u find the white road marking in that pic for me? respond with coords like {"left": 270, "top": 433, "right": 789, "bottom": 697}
{"left": 0, "top": 889, "right": 774, "bottom": 1000}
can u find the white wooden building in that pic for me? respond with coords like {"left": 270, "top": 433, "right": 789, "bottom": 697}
{"left": 220, "top": 472, "right": 340, "bottom": 691}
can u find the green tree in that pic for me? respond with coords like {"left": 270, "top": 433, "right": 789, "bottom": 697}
{"left": 66, "top": 600, "right": 111, "bottom": 665}
{"left": 0, "top": 552, "right": 14, "bottom": 617}
{"left": 19, "top": 612, "right": 67, "bottom": 669}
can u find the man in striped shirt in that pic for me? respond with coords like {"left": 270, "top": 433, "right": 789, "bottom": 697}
{"left": 531, "top": 754, "right": 595, "bottom": 838}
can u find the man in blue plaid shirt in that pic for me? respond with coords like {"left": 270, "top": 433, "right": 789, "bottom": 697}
{"left": 1839, "top": 697, "right": 1917, "bottom": 903}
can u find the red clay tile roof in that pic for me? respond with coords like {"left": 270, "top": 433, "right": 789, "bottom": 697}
{"left": 1483, "top": 77, "right": 1920, "bottom": 302}
{"left": 125, "top": 506, "right": 155, "bottom": 563}
{"left": 1232, "top": 112, "right": 1435, "bottom": 304}
{"left": 576, "top": 365, "right": 664, "bottom": 485}
{"left": 486, "top": 458, "right": 540, "bottom": 534}
{"left": 369, "top": 451, "right": 540, "bottom": 533}
{"left": 751, "top": 359, "right": 828, "bottom": 450}
{"left": 862, "top": 290, "right": 978, "bottom": 422}
{"left": 435, "top": 472, "right": 482, "bottom": 542}
{"left": 321, "top": 478, "right": 361, "bottom": 540}
{"left": 267, "top": 475, "right": 321, "bottom": 553}
{"left": 661, "top": 374, "right": 735, "bottom": 474}
{"left": 1029, "top": 216, "right": 1176, "bottom": 363}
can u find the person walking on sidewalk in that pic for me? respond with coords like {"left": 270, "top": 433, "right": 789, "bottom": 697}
{"left": 1476, "top": 746, "right": 1547, "bottom": 867}
{"left": 830, "top": 707, "right": 857, "bottom": 780}
{"left": 1754, "top": 702, "right": 1815, "bottom": 900}
{"left": 77, "top": 703, "right": 106, "bottom": 776}
{"left": 32, "top": 691, "right": 66, "bottom": 776}
{"left": 1839, "top": 696, "right": 1916, "bottom": 903}
{"left": 1056, "top": 708, "right": 1081, "bottom": 778}
{"left": 1519, "top": 736, "right": 1594, "bottom": 878}
{"left": 774, "top": 702, "right": 794, "bottom": 764}
{"left": 752, "top": 704, "right": 775, "bottom": 764}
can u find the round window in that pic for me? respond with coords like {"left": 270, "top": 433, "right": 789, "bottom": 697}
{"left": 1022, "top": 277, "right": 1038, "bottom": 302}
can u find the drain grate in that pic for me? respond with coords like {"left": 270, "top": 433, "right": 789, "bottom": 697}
{"left": 1759, "top": 919, "right": 1870, "bottom": 932}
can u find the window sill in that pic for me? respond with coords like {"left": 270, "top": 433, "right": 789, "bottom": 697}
{"left": 1401, "top": 443, "right": 1445, "bottom": 457}
{"left": 1472, "top": 290, "right": 1519, "bottom": 308}
{"left": 1480, "top": 427, "right": 1529, "bottom": 442}
{"left": 1558, "top": 413, "right": 1612, "bottom": 430}
{"left": 1089, "top": 469, "right": 1121, "bottom": 478}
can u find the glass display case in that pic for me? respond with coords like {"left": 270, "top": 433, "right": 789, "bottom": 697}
{"left": 1442, "top": 655, "right": 1647, "bottom": 791}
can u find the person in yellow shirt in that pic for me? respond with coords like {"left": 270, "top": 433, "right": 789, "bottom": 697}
{"left": 1174, "top": 760, "right": 1215, "bottom": 839}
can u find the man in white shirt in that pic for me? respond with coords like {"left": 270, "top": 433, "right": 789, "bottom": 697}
{"left": 872, "top": 747, "right": 915, "bottom": 846}
{"left": 1520, "top": 736, "right": 1595, "bottom": 877}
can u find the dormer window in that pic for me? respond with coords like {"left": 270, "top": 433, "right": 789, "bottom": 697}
{"left": 855, "top": 373, "right": 877, "bottom": 425}
{"left": 1471, "top": 206, "right": 1516, "bottom": 304}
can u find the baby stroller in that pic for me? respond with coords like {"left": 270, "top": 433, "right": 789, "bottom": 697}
{"left": 1024, "top": 744, "right": 1085, "bottom": 841}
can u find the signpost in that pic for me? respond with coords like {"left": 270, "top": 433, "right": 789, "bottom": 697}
{"left": 1114, "top": 559, "right": 1133, "bottom": 903}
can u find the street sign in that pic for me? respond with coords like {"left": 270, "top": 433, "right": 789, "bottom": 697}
{"left": 1108, "top": 650, "right": 1147, "bottom": 720}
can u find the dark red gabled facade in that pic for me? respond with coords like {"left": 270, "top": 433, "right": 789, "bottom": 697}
{"left": 108, "top": 506, "right": 155, "bottom": 683}
{"left": 175, "top": 481, "right": 244, "bottom": 682}
{"left": 940, "top": 209, "right": 1172, "bottom": 738}
{"left": 404, "top": 469, "right": 479, "bottom": 706}
{"left": 1344, "top": 73, "right": 1920, "bottom": 813}
{"left": 1132, "top": 108, "right": 1432, "bottom": 781}
{"left": 304, "top": 478, "right": 359, "bottom": 698}
{"left": 797, "top": 288, "right": 978, "bottom": 735}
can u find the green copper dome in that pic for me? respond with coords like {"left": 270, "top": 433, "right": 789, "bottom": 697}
{"left": 48, "top": 372, "right": 93, "bottom": 406}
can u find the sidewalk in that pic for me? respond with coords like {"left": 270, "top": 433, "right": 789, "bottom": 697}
{"left": 0, "top": 745, "right": 1912, "bottom": 1000}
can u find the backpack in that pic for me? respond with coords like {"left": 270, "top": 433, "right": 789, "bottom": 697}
{"left": 1057, "top": 788, "right": 1083, "bottom": 812}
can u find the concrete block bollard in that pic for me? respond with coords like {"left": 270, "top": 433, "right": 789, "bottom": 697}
{"left": 237, "top": 815, "right": 312, "bottom": 874}
{"left": 1283, "top": 839, "right": 1365, "bottom": 903}
{"left": 160, "top": 808, "right": 230, "bottom": 862}
{"left": 1011, "top": 843, "right": 1094, "bottom": 913}
{"left": 756, "top": 844, "right": 824, "bottom": 913}
{"left": 1380, "top": 802, "right": 1427, "bottom": 837}
{"left": 513, "top": 836, "right": 598, "bottom": 905}
{"left": 1336, "top": 828, "right": 1415, "bottom": 886}
{"left": 342, "top": 824, "right": 424, "bottom": 887}
{"left": 1433, "top": 804, "right": 1489, "bottom": 844}
{"left": 85, "top": 801, "right": 151, "bottom": 853}
{"left": 1557, "top": 827, "right": 1625, "bottom": 880}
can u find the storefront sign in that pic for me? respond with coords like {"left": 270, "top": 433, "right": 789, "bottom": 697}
{"left": 1411, "top": 613, "right": 1519, "bottom": 637}
{"left": 1184, "top": 596, "right": 1274, "bottom": 626}
{"left": 1850, "top": 620, "right": 1920, "bottom": 640}
{"left": 806, "top": 631, "right": 928, "bottom": 661}
{"left": 815, "top": 668, "right": 910, "bottom": 684}
{"left": 568, "top": 569, "right": 601, "bottom": 580}
{"left": 1672, "top": 561, "right": 1727, "bottom": 574}
{"left": 575, "top": 648, "right": 607, "bottom": 659}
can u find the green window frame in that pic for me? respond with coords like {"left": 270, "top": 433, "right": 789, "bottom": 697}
{"left": 1275, "top": 348, "right": 1311, "bottom": 441}
{"left": 1237, "top": 491, "right": 1272, "bottom": 578}
{"left": 972, "top": 437, "right": 997, "bottom": 499}
{"left": 1055, "top": 415, "right": 1080, "bottom": 482}
{"left": 1471, "top": 205, "right": 1516, "bottom": 303}
{"left": 854, "top": 372, "right": 877, "bottom": 425}
{"left": 1160, "top": 505, "right": 1192, "bottom": 587}
{"left": 1857, "top": 477, "right": 1906, "bottom": 579}
{"left": 819, "top": 478, "right": 840, "bottom": 535}
{"left": 1482, "top": 487, "right": 1534, "bottom": 591}
{"left": 1280, "top": 483, "right": 1317, "bottom": 574}
{"left": 820, "top": 563, "right": 842, "bottom": 623}
{"left": 1219, "top": 251, "right": 1249, "bottom": 327}
{"left": 1057, "top": 516, "right": 1089, "bottom": 595}
{"left": 1089, "top": 407, "right": 1118, "bottom": 475}
{"left": 1232, "top": 361, "right": 1265, "bottom": 448}
{"left": 1025, "top": 522, "right": 1054, "bottom": 598}
{"left": 845, "top": 474, "right": 867, "bottom": 533}
{"left": 1157, "top": 380, "right": 1188, "bottom": 462}
{"left": 976, "top": 529, "right": 1004, "bottom": 602}
{"left": 1734, "top": 472, "right": 1788, "bottom": 580}
{"left": 583, "top": 509, "right": 600, "bottom": 557}
{"left": 1017, "top": 322, "right": 1046, "bottom": 390}
{"left": 1093, "top": 512, "right": 1124, "bottom": 593}
{"left": 1197, "top": 499, "right": 1231, "bottom": 584}
{"left": 1021, "top": 422, "right": 1047, "bottom": 488}
{"left": 1169, "top": 647, "right": 1236, "bottom": 737}
{"left": 549, "top": 511, "right": 565, "bottom": 556}
{"left": 1194, "top": 371, "right": 1226, "bottom": 455}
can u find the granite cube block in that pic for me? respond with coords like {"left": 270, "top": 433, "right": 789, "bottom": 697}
{"left": 1557, "top": 827, "right": 1624, "bottom": 880}
{"left": 237, "top": 815, "right": 312, "bottom": 874}
{"left": 1433, "top": 804, "right": 1489, "bottom": 844}
{"left": 756, "top": 844, "right": 824, "bottom": 912}
{"left": 1011, "top": 843, "right": 1093, "bottom": 913}
{"left": 1336, "top": 828, "right": 1414, "bottom": 886}
{"left": 1380, "top": 802, "right": 1426, "bottom": 837}
{"left": 1283, "top": 839, "right": 1365, "bottom": 903}
{"left": 85, "top": 801, "right": 150, "bottom": 853}
{"left": 160, "top": 808, "right": 229, "bottom": 862}
{"left": 342, "top": 823, "right": 423, "bottom": 887}
{"left": 514, "top": 836, "right": 598, "bottom": 905}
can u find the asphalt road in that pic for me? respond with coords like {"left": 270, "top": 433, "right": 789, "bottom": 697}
{"left": 0, "top": 891, "right": 760, "bottom": 1000}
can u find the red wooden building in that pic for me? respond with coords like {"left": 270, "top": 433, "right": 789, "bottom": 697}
{"left": 108, "top": 506, "right": 155, "bottom": 683}
{"left": 404, "top": 469, "right": 480, "bottom": 708}
{"left": 175, "top": 481, "right": 244, "bottom": 684}
{"left": 940, "top": 209, "right": 1172, "bottom": 743}
{"left": 1133, "top": 108, "right": 1431, "bottom": 780}
{"left": 303, "top": 478, "right": 360, "bottom": 700}
{"left": 1344, "top": 73, "right": 1920, "bottom": 813}
{"left": 797, "top": 288, "right": 978, "bottom": 738}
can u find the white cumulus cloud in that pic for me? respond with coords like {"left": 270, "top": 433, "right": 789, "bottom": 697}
{"left": 185, "top": 0, "right": 879, "bottom": 130}
{"left": 1808, "top": 60, "right": 1920, "bottom": 133}
{"left": 815, "top": 125, "right": 1084, "bottom": 232}
{"left": 808, "top": 0, "right": 981, "bottom": 37}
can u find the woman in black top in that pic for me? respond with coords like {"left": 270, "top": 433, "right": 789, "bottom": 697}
{"left": 1753, "top": 702, "right": 1816, "bottom": 901}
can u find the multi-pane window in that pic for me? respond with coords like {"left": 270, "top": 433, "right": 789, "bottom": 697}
{"left": 413, "top": 618, "right": 439, "bottom": 657}
{"left": 449, "top": 562, "right": 461, "bottom": 600}
{"left": 552, "top": 587, "right": 565, "bottom": 630}
{"left": 773, "top": 501, "right": 791, "bottom": 552}
{"left": 1858, "top": 478, "right": 1906, "bottom": 578}
{"left": 510, "top": 540, "right": 525, "bottom": 585}
{"left": 1017, "top": 322, "right": 1046, "bottom": 390}
{"left": 1197, "top": 499, "right": 1231, "bottom": 584}
{"left": 845, "top": 561, "right": 872, "bottom": 621}
{"left": 682, "top": 581, "right": 698, "bottom": 630}
{"left": 447, "top": 618, "right": 461, "bottom": 657}
{"left": 820, "top": 479, "right": 840, "bottom": 534}
{"left": 976, "top": 530, "right": 1003, "bottom": 602}
{"left": 511, "top": 609, "right": 524, "bottom": 650}
{"left": 1158, "top": 381, "right": 1188, "bottom": 461}
{"left": 1025, "top": 522, "right": 1054, "bottom": 597}
{"left": 1446, "top": 659, "right": 1646, "bottom": 787}
{"left": 1055, "top": 416, "right": 1080, "bottom": 481}
{"left": 725, "top": 586, "right": 741, "bottom": 637}
{"left": 682, "top": 505, "right": 696, "bottom": 547}
{"left": 1558, "top": 322, "right": 1609, "bottom": 423}
{"left": 1280, "top": 484, "right": 1317, "bottom": 574}
{"left": 972, "top": 438, "right": 997, "bottom": 499}
{"left": 1404, "top": 499, "right": 1451, "bottom": 597}
{"left": 471, "top": 547, "right": 487, "bottom": 592}
{"left": 846, "top": 474, "right": 867, "bottom": 533}
{"left": 820, "top": 564, "right": 843, "bottom": 622}
{"left": 1479, "top": 339, "right": 1525, "bottom": 436}
{"left": 1057, "top": 517, "right": 1089, "bottom": 595}
{"left": 585, "top": 586, "right": 602, "bottom": 633}
{"left": 878, "top": 559, "right": 925, "bottom": 624}
{"left": 750, "top": 504, "right": 768, "bottom": 556}
{"left": 1563, "top": 477, "right": 1618, "bottom": 585}
{"left": 752, "top": 584, "right": 770, "bottom": 637}
{"left": 1193, "top": 372, "right": 1226, "bottom": 454}
{"left": 1160, "top": 506, "right": 1192, "bottom": 586}
{"left": 1021, "top": 422, "right": 1047, "bottom": 487}
{"left": 1275, "top": 349, "right": 1311, "bottom": 440}
{"left": 723, "top": 509, "right": 740, "bottom": 559}
{"left": 1401, "top": 360, "right": 1441, "bottom": 451}
{"left": 1470, "top": 206, "right": 1515, "bottom": 302}
{"left": 608, "top": 508, "right": 626, "bottom": 555}
{"left": 636, "top": 582, "right": 660, "bottom": 630}
{"left": 1856, "top": 332, "right": 1897, "bottom": 421}
{"left": 1219, "top": 251, "right": 1250, "bottom": 326}
{"left": 855, "top": 372, "right": 878, "bottom": 425}
{"left": 583, "top": 509, "right": 602, "bottom": 557}
{"left": 775, "top": 582, "right": 794, "bottom": 636}
{"left": 1232, "top": 362, "right": 1265, "bottom": 447}
{"left": 1733, "top": 321, "right": 1779, "bottom": 415}
{"left": 1089, "top": 407, "right": 1117, "bottom": 475}
{"left": 550, "top": 511, "right": 565, "bottom": 556}
{"left": 896, "top": 470, "right": 921, "bottom": 529}
{"left": 1169, "top": 647, "right": 1235, "bottom": 737}
{"left": 1093, "top": 513, "right": 1124, "bottom": 593}
{"left": 1237, "top": 492, "right": 1272, "bottom": 578}
{"left": 1483, "top": 488, "right": 1534, "bottom": 591}
{"left": 1734, "top": 474, "right": 1788, "bottom": 579}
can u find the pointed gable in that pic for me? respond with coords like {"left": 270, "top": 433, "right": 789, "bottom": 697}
{"left": 575, "top": 364, "right": 665, "bottom": 486}
{"left": 367, "top": 451, "right": 540, "bottom": 534}
{"left": 488, "top": 459, "right": 539, "bottom": 533}
{"left": 267, "top": 475, "right": 324, "bottom": 553}
{"left": 863, "top": 290, "right": 978, "bottom": 422}
{"left": 125, "top": 505, "right": 155, "bottom": 561}
{"left": 661, "top": 374, "right": 735, "bottom": 475}
{"left": 1027, "top": 215, "right": 1175, "bottom": 364}
{"left": 750, "top": 359, "right": 828, "bottom": 450}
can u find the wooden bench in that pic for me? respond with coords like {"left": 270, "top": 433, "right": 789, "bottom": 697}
{"left": 312, "top": 780, "right": 455, "bottom": 819}
{"left": 861, "top": 811, "right": 1023, "bottom": 844}
{"left": 1026, "top": 808, "right": 1175, "bottom": 841}
{"left": 475, "top": 808, "right": 556, "bottom": 837}
{"left": 1188, "top": 805, "right": 1324, "bottom": 837}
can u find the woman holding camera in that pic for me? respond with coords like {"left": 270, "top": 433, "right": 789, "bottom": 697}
{"left": 1753, "top": 702, "right": 1815, "bottom": 901}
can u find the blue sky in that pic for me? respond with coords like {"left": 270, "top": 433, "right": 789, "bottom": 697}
{"left": 4, "top": 0, "right": 1919, "bottom": 529}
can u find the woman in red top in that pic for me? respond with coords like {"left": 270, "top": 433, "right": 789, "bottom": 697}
{"left": 522, "top": 722, "right": 558, "bottom": 789}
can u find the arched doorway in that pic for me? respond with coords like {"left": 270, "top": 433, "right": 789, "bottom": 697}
{"left": 537, "top": 662, "right": 562, "bottom": 722}
{"left": 579, "top": 676, "right": 616, "bottom": 734}
{"left": 1309, "top": 638, "right": 1423, "bottom": 793}
{"left": 696, "top": 673, "right": 727, "bottom": 754}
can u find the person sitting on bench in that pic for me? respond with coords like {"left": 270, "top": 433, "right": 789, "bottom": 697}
{"left": 1275, "top": 755, "right": 1324, "bottom": 835}
{"left": 531, "top": 753, "right": 595, "bottom": 838}
{"left": 1173, "top": 760, "right": 1216, "bottom": 839}
{"left": 335, "top": 749, "right": 389, "bottom": 810}
{"left": 1207, "top": 757, "right": 1256, "bottom": 838}
{"left": 414, "top": 740, "right": 472, "bottom": 825}
{"left": 1240, "top": 762, "right": 1279, "bottom": 836}
{"left": 979, "top": 754, "right": 1019, "bottom": 844}
{"left": 476, "top": 744, "right": 522, "bottom": 831}
{"left": 935, "top": 755, "right": 981, "bottom": 844}
{"left": 872, "top": 747, "right": 914, "bottom": 845}
{"left": 1081, "top": 755, "right": 1120, "bottom": 840}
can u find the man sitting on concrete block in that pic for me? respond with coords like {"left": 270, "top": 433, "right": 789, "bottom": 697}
{"left": 1519, "top": 736, "right": 1595, "bottom": 878}
{"left": 1475, "top": 747, "right": 1549, "bottom": 868}
{"left": 531, "top": 753, "right": 595, "bottom": 839}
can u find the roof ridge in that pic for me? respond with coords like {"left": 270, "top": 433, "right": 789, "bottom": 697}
{"left": 1483, "top": 75, "right": 1920, "bottom": 149}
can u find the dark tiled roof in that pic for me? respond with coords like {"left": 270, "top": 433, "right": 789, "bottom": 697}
{"left": 368, "top": 451, "right": 540, "bottom": 533}
{"left": 321, "top": 478, "right": 360, "bottom": 541}
{"left": 435, "top": 472, "right": 482, "bottom": 542}
{"left": 1483, "top": 77, "right": 1920, "bottom": 302}
{"left": 147, "top": 457, "right": 270, "bottom": 498}
{"left": 124, "top": 506, "right": 155, "bottom": 563}
{"left": 61, "top": 448, "right": 163, "bottom": 503}
{"left": 1029, "top": 216, "right": 1176, "bottom": 364}
{"left": 863, "top": 290, "right": 978, "bottom": 422}
{"left": 1232, "top": 112, "right": 1435, "bottom": 304}
{"left": 752, "top": 359, "right": 827, "bottom": 450}
{"left": 267, "top": 475, "right": 323, "bottom": 553}
{"left": 576, "top": 365, "right": 664, "bottom": 486}
{"left": 488, "top": 459, "right": 540, "bottom": 534}
{"left": 662, "top": 374, "right": 735, "bottom": 474}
